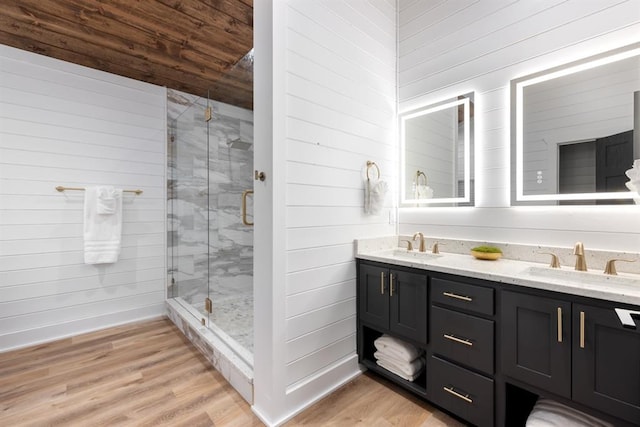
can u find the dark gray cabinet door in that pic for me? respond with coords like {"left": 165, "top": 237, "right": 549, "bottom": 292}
{"left": 572, "top": 304, "right": 640, "bottom": 425}
{"left": 358, "top": 264, "right": 389, "bottom": 330}
{"left": 389, "top": 269, "right": 428, "bottom": 345}
{"left": 502, "top": 291, "right": 571, "bottom": 398}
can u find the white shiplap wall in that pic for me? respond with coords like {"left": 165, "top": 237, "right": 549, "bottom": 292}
{"left": 253, "top": 0, "right": 397, "bottom": 424}
{"left": 0, "top": 45, "right": 167, "bottom": 351}
{"left": 398, "top": 0, "right": 640, "bottom": 250}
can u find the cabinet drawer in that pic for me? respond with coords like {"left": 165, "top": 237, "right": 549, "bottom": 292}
{"left": 431, "top": 277, "right": 494, "bottom": 316}
{"left": 428, "top": 356, "right": 494, "bottom": 427}
{"left": 431, "top": 305, "right": 494, "bottom": 375}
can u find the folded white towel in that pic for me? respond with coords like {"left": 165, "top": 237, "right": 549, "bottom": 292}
{"left": 374, "top": 351, "right": 424, "bottom": 377}
{"left": 526, "top": 398, "right": 612, "bottom": 427}
{"left": 84, "top": 186, "right": 123, "bottom": 264}
{"left": 374, "top": 334, "right": 422, "bottom": 362}
{"left": 364, "top": 178, "right": 388, "bottom": 215}
{"left": 376, "top": 359, "right": 423, "bottom": 382}
{"left": 374, "top": 345, "right": 421, "bottom": 365}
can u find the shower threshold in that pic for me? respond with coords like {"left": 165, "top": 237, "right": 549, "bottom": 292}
{"left": 166, "top": 298, "right": 253, "bottom": 403}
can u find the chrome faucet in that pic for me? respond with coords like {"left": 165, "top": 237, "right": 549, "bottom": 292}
{"left": 573, "top": 242, "right": 587, "bottom": 271}
{"left": 412, "top": 232, "right": 426, "bottom": 252}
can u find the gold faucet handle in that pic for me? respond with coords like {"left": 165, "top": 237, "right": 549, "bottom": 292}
{"left": 604, "top": 258, "right": 636, "bottom": 275}
{"left": 432, "top": 242, "right": 445, "bottom": 254}
{"left": 400, "top": 240, "right": 414, "bottom": 252}
{"left": 539, "top": 252, "right": 561, "bottom": 268}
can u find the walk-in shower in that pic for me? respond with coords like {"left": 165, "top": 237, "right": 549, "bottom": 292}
{"left": 167, "top": 50, "right": 254, "bottom": 372}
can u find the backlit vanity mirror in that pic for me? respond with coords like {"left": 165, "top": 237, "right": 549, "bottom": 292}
{"left": 400, "top": 93, "right": 474, "bottom": 206}
{"left": 512, "top": 42, "right": 640, "bottom": 205}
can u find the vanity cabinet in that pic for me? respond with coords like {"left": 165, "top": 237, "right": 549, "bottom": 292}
{"left": 428, "top": 276, "right": 496, "bottom": 427}
{"left": 572, "top": 303, "right": 640, "bottom": 425}
{"left": 358, "top": 258, "right": 640, "bottom": 426}
{"left": 502, "top": 291, "right": 640, "bottom": 426}
{"left": 501, "top": 291, "right": 571, "bottom": 397}
{"left": 358, "top": 262, "right": 427, "bottom": 345}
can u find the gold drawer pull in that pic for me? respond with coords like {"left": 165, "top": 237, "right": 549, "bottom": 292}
{"left": 557, "top": 307, "right": 562, "bottom": 343}
{"left": 580, "top": 311, "right": 585, "bottom": 349}
{"left": 443, "top": 386, "right": 473, "bottom": 403}
{"left": 444, "top": 334, "right": 473, "bottom": 347}
{"left": 443, "top": 291, "right": 472, "bottom": 302}
{"left": 390, "top": 273, "right": 395, "bottom": 297}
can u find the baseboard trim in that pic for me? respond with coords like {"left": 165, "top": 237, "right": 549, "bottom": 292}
{"left": 0, "top": 303, "right": 166, "bottom": 353}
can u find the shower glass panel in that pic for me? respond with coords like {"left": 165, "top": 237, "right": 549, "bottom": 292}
{"left": 168, "top": 50, "right": 254, "bottom": 364}
{"left": 168, "top": 93, "right": 210, "bottom": 321}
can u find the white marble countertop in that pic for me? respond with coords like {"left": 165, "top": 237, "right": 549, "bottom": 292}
{"left": 356, "top": 239, "right": 640, "bottom": 307}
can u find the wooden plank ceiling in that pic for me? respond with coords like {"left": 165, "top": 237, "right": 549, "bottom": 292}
{"left": 0, "top": 0, "right": 254, "bottom": 110}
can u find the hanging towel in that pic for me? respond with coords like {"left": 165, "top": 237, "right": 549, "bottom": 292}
{"left": 625, "top": 159, "right": 640, "bottom": 204}
{"left": 364, "top": 178, "right": 388, "bottom": 215}
{"left": 84, "top": 186, "right": 123, "bottom": 264}
{"left": 416, "top": 184, "right": 434, "bottom": 199}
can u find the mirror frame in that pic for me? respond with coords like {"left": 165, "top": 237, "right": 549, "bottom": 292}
{"left": 399, "top": 95, "right": 472, "bottom": 206}
{"left": 511, "top": 42, "right": 640, "bottom": 204}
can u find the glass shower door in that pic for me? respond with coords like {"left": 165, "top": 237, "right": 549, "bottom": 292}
{"left": 205, "top": 88, "right": 254, "bottom": 355}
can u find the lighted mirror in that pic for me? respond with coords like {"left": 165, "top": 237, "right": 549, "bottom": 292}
{"left": 512, "top": 42, "right": 640, "bottom": 205}
{"left": 400, "top": 93, "right": 474, "bottom": 206}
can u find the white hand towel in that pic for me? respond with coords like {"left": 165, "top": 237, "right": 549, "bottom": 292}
{"left": 84, "top": 186, "right": 123, "bottom": 264}
{"left": 364, "top": 178, "right": 388, "bottom": 215}
{"left": 416, "top": 184, "right": 433, "bottom": 199}
{"left": 374, "top": 334, "right": 421, "bottom": 362}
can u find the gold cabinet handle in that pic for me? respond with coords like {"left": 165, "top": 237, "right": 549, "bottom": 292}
{"left": 443, "top": 386, "right": 473, "bottom": 403}
{"left": 444, "top": 334, "right": 473, "bottom": 347}
{"left": 390, "top": 273, "right": 395, "bottom": 297}
{"left": 380, "top": 272, "right": 385, "bottom": 295}
{"left": 241, "top": 190, "right": 254, "bottom": 226}
{"left": 443, "top": 291, "right": 472, "bottom": 302}
{"left": 580, "top": 311, "right": 585, "bottom": 349}
{"left": 557, "top": 307, "right": 562, "bottom": 343}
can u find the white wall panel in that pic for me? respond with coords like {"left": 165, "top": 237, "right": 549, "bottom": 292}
{"left": 0, "top": 44, "right": 166, "bottom": 352}
{"left": 253, "top": 1, "right": 397, "bottom": 424}
{"left": 398, "top": 0, "right": 640, "bottom": 249}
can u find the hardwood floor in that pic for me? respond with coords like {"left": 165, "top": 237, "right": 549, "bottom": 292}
{"left": 286, "top": 373, "right": 466, "bottom": 427}
{"left": 0, "top": 318, "right": 465, "bottom": 426}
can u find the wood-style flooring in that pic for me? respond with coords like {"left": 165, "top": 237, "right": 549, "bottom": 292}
{"left": 0, "top": 318, "right": 465, "bottom": 426}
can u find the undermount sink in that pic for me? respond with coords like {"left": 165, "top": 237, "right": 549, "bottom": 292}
{"left": 524, "top": 266, "right": 640, "bottom": 287}
{"left": 391, "top": 249, "right": 442, "bottom": 261}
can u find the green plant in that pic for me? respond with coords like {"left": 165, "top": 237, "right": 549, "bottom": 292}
{"left": 471, "top": 245, "right": 502, "bottom": 254}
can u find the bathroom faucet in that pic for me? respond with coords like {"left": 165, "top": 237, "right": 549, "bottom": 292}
{"left": 573, "top": 242, "right": 587, "bottom": 271}
{"left": 413, "top": 232, "right": 426, "bottom": 252}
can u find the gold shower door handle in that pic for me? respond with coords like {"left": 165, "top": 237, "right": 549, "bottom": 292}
{"left": 242, "top": 190, "right": 254, "bottom": 226}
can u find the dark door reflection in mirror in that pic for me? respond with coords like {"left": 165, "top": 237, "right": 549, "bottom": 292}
{"left": 512, "top": 42, "right": 640, "bottom": 205}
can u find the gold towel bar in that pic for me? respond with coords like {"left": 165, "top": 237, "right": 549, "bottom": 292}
{"left": 366, "top": 160, "right": 380, "bottom": 181}
{"left": 55, "top": 186, "right": 143, "bottom": 195}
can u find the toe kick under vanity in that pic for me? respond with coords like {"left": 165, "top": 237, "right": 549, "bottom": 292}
{"left": 356, "top": 237, "right": 640, "bottom": 427}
